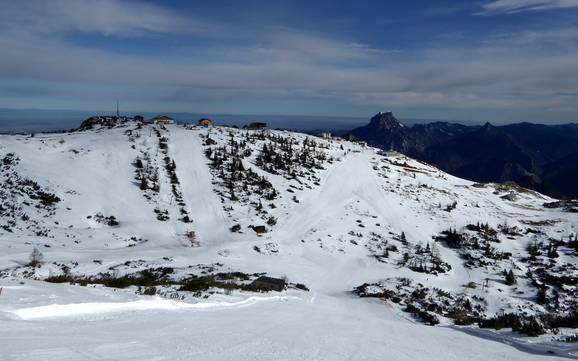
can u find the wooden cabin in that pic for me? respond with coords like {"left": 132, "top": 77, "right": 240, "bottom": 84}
{"left": 152, "top": 115, "right": 175, "bottom": 125}
{"left": 250, "top": 276, "right": 286, "bottom": 291}
{"left": 250, "top": 225, "right": 267, "bottom": 235}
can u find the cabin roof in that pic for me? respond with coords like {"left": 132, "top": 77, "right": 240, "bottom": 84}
{"left": 152, "top": 115, "right": 174, "bottom": 121}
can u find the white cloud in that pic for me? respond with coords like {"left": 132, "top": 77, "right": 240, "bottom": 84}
{"left": 479, "top": 0, "right": 578, "bottom": 14}
{"left": 1, "top": 0, "right": 578, "bottom": 119}
{"left": 0, "top": 0, "right": 204, "bottom": 37}
{"left": 485, "top": 27, "right": 578, "bottom": 46}
{"left": 3, "top": 24, "right": 578, "bottom": 113}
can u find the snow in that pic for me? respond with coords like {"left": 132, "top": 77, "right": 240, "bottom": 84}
{"left": 8, "top": 295, "right": 293, "bottom": 320}
{"left": 169, "top": 128, "right": 231, "bottom": 247}
{"left": 0, "top": 122, "right": 577, "bottom": 360}
{"left": 0, "top": 279, "right": 569, "bottom": 361}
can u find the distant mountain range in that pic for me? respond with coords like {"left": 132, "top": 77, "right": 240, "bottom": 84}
{"left": 346, "top": 112, "right": 578, "bottom": 199}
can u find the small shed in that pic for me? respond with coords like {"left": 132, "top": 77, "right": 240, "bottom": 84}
{"left": 251, "top": 276, "right": 286, "bottom": 292}
{"left": 250, "top": 225, "right": 267, "bottom": 235}
{"left": 197, "top": 118, "right": 213, "bottom": 127}
{"left": 319, "top": 132, "right": 332, "bottom": 139}
{"left": 152, "top": 115, "right": 175, "bottom": 125}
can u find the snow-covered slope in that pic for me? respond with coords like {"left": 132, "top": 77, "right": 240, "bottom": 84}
{"left": 0, "top": 122, "right": 577, "bottom": 360}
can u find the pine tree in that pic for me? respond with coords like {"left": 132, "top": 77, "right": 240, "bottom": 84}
{"left": 140, "top": 177, "right": 148, "bottom": 191}
{"left": 29, "top": 247, "right": 44, "bottom": 268}
{"left": 504, "top": 269, "right": 517, "bottom": 285}
{"left": 431, "top": 243, "right": 441, "bottom": 263}
{"left": 537, "top": 287, "right": 548, "bottom": 305}
{"left": 547, "top": 242, "right": 559, "bottom": 258}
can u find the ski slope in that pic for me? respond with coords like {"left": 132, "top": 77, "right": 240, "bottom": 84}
{"left": 0, "top": 279, "right": 571, "bottom": 361}
{"left": 0, "top": 122, "right": 577, "bottom": 360}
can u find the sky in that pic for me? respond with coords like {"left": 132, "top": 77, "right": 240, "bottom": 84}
{"left": 1, "top": 0, "right": 578, "bottom": 123}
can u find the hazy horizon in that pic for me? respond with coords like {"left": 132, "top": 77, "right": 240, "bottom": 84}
{"left": 4, "top": 106, "right": 571, "bottom": 134}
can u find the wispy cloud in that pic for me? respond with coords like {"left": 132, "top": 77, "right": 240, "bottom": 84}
{"left": 0, "top": 0, "right": 206, "bottom": 37}
{"left": 3, "top": 24, "right": 577, "bottom": 111}
{"left": 479, "top": 0, "right": 578, "bottom": 15}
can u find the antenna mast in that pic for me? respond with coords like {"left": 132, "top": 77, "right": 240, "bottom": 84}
{"left": 116, "top": 100, "right": 119, "bottom": 117}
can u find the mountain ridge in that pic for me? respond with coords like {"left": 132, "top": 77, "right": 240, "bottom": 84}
{"left": 346, "top": 112, "right": 578, "bottom": 198}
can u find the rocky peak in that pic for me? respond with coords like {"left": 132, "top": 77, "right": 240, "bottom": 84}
{"left": 368, "top": 112, "right": 405, "bottom": 131}
{"left": 477, "top": 121, "right": 503, "bottom": 137}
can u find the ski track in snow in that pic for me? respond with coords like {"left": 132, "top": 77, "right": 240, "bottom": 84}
{"left": 7, "top": 295, "right": 295, "bottom": 320}
{"left": 169, "top": 129, "right": 232, "bottom": 247}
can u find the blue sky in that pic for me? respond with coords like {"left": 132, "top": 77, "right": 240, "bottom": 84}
{"left": 1, "top": 0, "right": 578, "bottom": 123}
